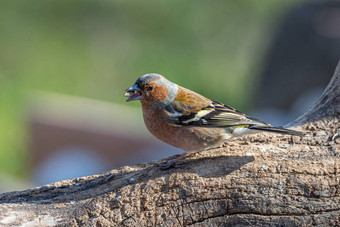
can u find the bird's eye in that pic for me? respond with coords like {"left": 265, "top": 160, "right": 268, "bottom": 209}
{"left": 146, "top": 86, "right": 154, "bottom": 91}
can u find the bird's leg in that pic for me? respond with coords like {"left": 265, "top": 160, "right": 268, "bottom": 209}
{"left": 171, "top": 152, "right": 197, "bottom": 159}
{"left": 158, "top": 152, "right": 191, "bottom": 170}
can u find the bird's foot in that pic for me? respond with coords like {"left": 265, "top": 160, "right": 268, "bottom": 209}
{"left": 157, "top": 153, "right": 189, "bottom": 170}
{"left": 157, "top": 160, "right": 183, "bottom": 170}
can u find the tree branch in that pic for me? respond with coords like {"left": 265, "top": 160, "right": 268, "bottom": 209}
{"left": 0, "top": 62, "right": 339, "bottom": 226}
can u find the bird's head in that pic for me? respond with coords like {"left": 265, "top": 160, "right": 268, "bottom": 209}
{"left": 124, "top": 73, "right": 178, "bottom": 104}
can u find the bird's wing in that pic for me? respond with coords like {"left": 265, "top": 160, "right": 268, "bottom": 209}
{"left": 166, "top": 100, "right": 268, "bottom": 128}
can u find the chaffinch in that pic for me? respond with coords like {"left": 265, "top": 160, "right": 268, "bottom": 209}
{"left": 124, "top": 73, "right": 304, "bottom": 169}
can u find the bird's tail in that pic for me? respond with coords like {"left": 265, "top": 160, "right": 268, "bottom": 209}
{"left": 248, "top": 125, "right": 305, "bottom": 137}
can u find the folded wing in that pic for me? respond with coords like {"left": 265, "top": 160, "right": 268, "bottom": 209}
{"left": 166, "top": 100, "right": 268, "bottom": 128}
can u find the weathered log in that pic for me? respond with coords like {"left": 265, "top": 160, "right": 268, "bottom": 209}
{"left": 0, "top": 62, "right": 339, "bottom": 227}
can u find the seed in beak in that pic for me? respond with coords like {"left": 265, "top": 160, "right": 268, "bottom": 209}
{"left": 124, "top": 85, "right": 142, "bottom": 102}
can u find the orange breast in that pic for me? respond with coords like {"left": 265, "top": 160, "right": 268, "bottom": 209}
{"left": 141, "top": 102, "right": 225, "bottom": 152}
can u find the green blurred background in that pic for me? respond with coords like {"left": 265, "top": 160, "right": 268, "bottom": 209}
{"left": 0, "top": 1, "right": 304, "bottom": 182}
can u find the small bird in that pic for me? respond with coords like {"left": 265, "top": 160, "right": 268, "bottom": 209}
{"left": 124, "top": 73, "right": 305, "bottom": 169}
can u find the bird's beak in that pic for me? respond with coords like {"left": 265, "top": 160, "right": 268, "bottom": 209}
{"left": 124, "top": 84, "right": 142, "bottom": 102}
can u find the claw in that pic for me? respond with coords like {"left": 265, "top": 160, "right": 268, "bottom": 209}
{"left": 157, "top": 161, "right": 182, "bottom": 170}
{"left": 105, "top": 173, "right": 116, "bottom": 182}
{"left": 157, "top": 153, "right": 192, "bottom": 170}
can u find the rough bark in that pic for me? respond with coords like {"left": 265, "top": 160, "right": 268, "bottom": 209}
{"left": 0, "top": 62, "right": 339, "bottom": 227}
